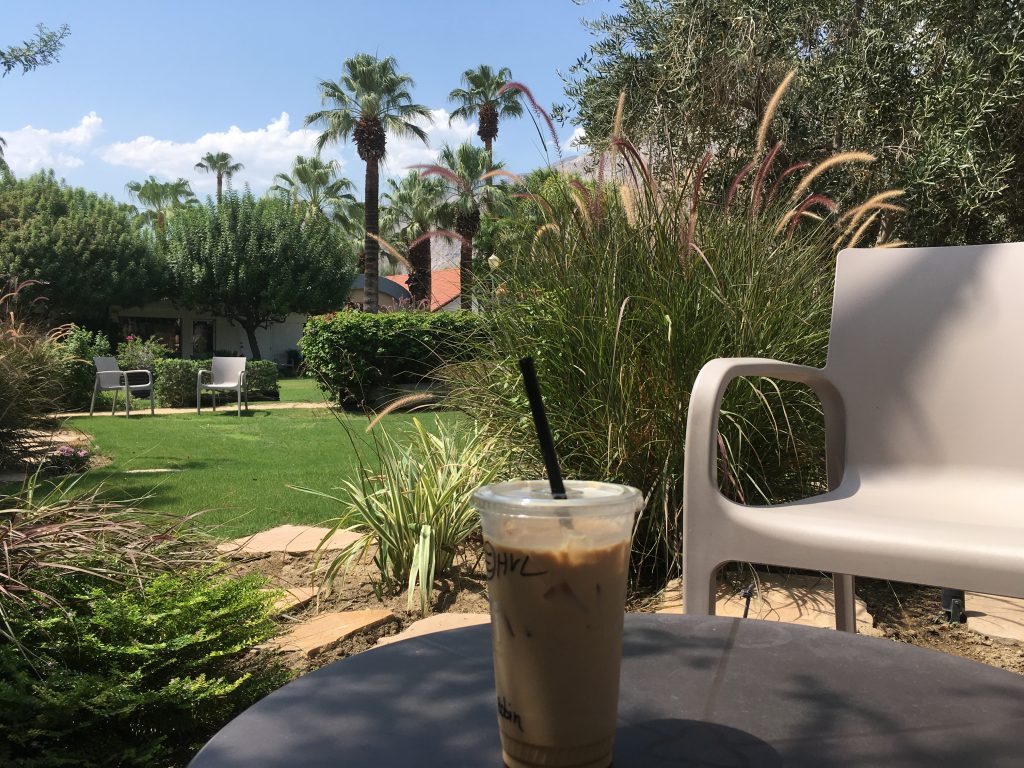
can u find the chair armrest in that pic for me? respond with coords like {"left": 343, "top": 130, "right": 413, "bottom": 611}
{"left": 684, "top": 358, "right": 846, "bottom": 498}
{"left": 197, "top": 369, "right": 211, "bottom": 385}
{"left": 122, "top": 369, "right": 153, "bottom": 386}
{"left": 238, "top": 370, "right": 247, "bottom": 388}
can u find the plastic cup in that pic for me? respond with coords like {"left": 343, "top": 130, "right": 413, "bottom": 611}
{"left": 474, "top": 480, "right": 642, "bottom": 768}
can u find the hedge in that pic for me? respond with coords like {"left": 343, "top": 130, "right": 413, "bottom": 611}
{"left": 299, "top": 311, "right": 485, "bottom": 408}
{"left": 153, "top": 359, "right": 279, "bottom": 408}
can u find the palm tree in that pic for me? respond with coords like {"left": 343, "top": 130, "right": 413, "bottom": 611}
{"left": 270, "top": 154, "right": 358, "bottom": 225}
{"left": 194, "top": 152, "right": 244, "bottom": 202}
{"left": 381, "top": 172, "right": 445, "bottom": 307}
{"left": 448, "top": 65, "right": 523, "bottom": 163}
{"left": 125, "top": 176, "right": 197, "bottom": 231}
{"left": 0, "top": 136, "right": 9, "bottom": 178}
{"left": 305, "top": 53, "right": 432, "bottom": 313}
{"left": 414, "top": 143, "right": 505, "bottom": 310}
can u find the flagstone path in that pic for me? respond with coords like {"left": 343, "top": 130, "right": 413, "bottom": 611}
{"left": 217, "top": 524, "right": 362, "bottom": 557}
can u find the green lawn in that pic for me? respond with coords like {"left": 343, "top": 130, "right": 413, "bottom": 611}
{"left": 277, "top": 377, "right": 323, "bottom": 403}
{"left": 49, "top": 408, "right": 456, "bottom": 540}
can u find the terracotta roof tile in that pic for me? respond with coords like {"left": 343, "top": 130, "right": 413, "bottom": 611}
{"left": 386, "top": 268, "right": 461, "bottom": 311}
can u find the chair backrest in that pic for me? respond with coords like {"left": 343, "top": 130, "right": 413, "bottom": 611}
{"left": 211, "top": 356, "right": 247, "bottom": 384}
{"left": 93, "top": 356, "right": 122, "bottom": 388}
{"left": 826, "top": 243, "right": 1024, "bottom": 473}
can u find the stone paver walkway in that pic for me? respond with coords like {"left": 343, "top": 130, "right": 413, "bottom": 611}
{"left": 659, "top": 573, "right": 880, "bottom": 635}
{"left": 268, "top": 609, "right": 395, "bottom": 657}
{"left": 376, "top": 613, "right": 491, "bottom": 647}
{"left": 966, "top": 593, "right": 1024, "bottom": 642}
{"left": 218, "top": 524, "right": 362, "bottom": 557}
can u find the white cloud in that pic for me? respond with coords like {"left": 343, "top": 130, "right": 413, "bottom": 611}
{"left": 2, "top": 112, "right": 103, "bottom": 174}
{"left": 567, "top": 126, "right": 588, "bottom": 152}
{"left": 380, "top": 109, "right": 476, "bottom": 178}
{"left": 99, "top": 113, "right": 324, "bottom": 194}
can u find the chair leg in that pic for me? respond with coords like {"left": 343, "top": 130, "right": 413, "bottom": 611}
{"left": 111, "top": 388, "right": 118, "bottom": 416}
{"left": 237, "top": 387, "right": 241, "bottom": 416}
{"left": 90, "top": 380, "right": 99, "bottom": 416}
{"left": 833, "top": 573, "right": 857, "bottom": 633}
{"left": 244, "top": 386, "right": 248, "bottom": 411}
{"left": 125, "top": 384, "right": 131, "bottom": 417}
{"left": 197, "top": 383, "right": 201, "bottom": 415}
{"left": 212, "top": 392, "right": 217, "bottom": 411}
{"left": 683, "top": 557, "right": 719, "bottom": 617}
{"left": 150, "top": 389, "right": 155, "bottom": 415}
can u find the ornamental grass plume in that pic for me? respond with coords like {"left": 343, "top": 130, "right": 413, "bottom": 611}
{"left": 442, "top": 76, "right": 903, "bottom": 587}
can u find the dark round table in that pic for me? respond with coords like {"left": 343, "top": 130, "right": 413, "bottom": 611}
{"left": 189, "top": 614, "right": 1024, "bottom": 767}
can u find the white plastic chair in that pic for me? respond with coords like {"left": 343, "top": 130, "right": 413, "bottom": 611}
{"left": 683, "top": 242, "right": 1024, "bottom": 632}
{"left": 197, "top": 356, "right": 248, "bottom": 415}
{"left": 90, "top": 356, "right": 154, "bottom": 416}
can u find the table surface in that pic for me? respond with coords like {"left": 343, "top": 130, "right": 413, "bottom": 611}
{"left": 189, "top": 614, "right": 1024, "bottom": 768}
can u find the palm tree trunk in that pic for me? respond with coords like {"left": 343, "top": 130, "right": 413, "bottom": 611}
{"left": 364, "top": 159, "right": 380, "bottom": 314}
{"left": 408, "top": 238, "right": 432, "bottom": 307}
{"left": 484, "top": 136, "right": 494, "bottom": 186}
{"left": 216, "top": 173, "right": 223, "bottom": 203}
{"left": 460, "top": 234, "right": 473, "bottom": 311}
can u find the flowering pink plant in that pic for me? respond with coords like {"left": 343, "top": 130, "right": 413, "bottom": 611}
{"left": 46, "top": 445, "right": 90, "bottom": 474}
{"left": 125, "top": 334, "right": 136, "bottom": 341}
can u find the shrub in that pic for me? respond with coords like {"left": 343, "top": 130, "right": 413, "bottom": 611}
{"left": 299, "top": 310, "right": 485, "bottom": 408}
{"left": 302, "top": 416, "right": 501, "bottom": 616}
{"left": 153, "top": 359, "right": 280, "bottom": 408}
{"left": 0, "top": 571, "right": 288, "bottom": 767}
{"left": 53, "top": 325, "right": 111, "bottom": 410}
{"left": 115, "top": 335, "right": 170, "bottom": 374}
{"left": 444, "top": 122, "right": 900, "bottom": 585}
{"left": 0, "top": 483, "right": 289, "bottom": 767}
{"left": 0, "top": 283, "right": 63, "bottom": 468}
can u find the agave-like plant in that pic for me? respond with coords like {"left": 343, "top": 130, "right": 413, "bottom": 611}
{"left": 296, "top": 415, "right": 501, "bottom": 617}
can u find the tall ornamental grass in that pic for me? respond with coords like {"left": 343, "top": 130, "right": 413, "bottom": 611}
{"left": 445, "top": 83, "right": 900, "bottom": 585}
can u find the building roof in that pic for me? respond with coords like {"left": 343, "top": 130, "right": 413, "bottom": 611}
{"left": 386, "top": 268, "right": 461, "bottom": 311}
{"left": 349, "top": 274, "right": 412, "bottom": 303}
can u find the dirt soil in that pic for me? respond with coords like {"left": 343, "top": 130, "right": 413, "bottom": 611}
{"left": 228, "top": 544, "right": 491, "bottom": 674}
{"left": 858, "top": 578, "right": 1024, "bottom": 675}
{"left": 233, "top": 546, "right": 1024, "bottom": 678}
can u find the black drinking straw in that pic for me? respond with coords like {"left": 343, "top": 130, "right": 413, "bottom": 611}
{"left": 518, "top": 357, "right": 568, "bottom": 499}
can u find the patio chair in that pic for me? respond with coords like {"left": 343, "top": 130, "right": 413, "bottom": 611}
{"left": 197, "top": 356, "right": 248, "bottom": 416}
{"left": 90, "top": 356, "right": 155, "bottom": 416}
{"left": 682, "top": 242, "right": 1024, "bottom": 633}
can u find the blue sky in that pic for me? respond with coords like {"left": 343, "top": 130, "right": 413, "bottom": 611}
{"left": 2, "top": 1, "right": 617, "bottom": 202}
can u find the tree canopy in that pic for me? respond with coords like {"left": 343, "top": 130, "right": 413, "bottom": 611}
{"left": 305, "top": 53, "right": 431, "bottom": 313}
{"left": 163, "top": 190, "right": 356, "bottom": 359}
{"left": 0, "top": 171, "right": 160, "bottom": 326}
{"left": 562, "top": 0, "right": 1024, "bottom": 246}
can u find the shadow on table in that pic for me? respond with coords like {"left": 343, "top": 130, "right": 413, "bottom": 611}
{"left": 615, "top": 719, "right": 781, "bottom": 766}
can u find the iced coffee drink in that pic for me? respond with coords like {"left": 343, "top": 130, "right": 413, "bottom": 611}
{"left": 474, "top": 480, "right": 642, "bottom": 768}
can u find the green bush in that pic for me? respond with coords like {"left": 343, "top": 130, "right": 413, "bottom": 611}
{"left": 116, "top": 335, "right": 170, "bottom": 375}
{"left": 299, "top": 310, "right": 485, "bottom": 408}
{"left": 445, "top": 144, "right": 898, "bottom": 585}
{"left": 0, "top": 483, "right": 289, "bottom": 767}
{"left": 153, "top": 359, "right": 280, "bottom": 408}
{"left": 0, "top": 571, "right": 288, "bottom": 767}
{"left": 53, "top": 325, "right": 111, "bottom": 410}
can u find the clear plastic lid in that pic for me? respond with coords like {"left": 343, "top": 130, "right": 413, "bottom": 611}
{"left": 473, "top": 480, "right": 643, "bottom": 519}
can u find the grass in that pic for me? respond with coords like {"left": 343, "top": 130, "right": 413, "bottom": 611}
{"left": 276, "top": 376, "right": 323, "bottom": 403}
{"left": 20, "top": 408, "right": 458, "bottom": 540}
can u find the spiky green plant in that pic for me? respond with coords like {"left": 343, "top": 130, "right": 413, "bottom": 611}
{"left": 298, "top": 416, "right": 501, "bottom": 616}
